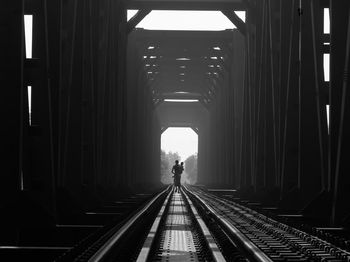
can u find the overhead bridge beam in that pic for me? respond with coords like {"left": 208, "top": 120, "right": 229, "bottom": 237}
{"left": 155, "top": 94, "right": 202, "bottom": 100}
{"left": 221, "top": 10, "right": 246, "bottom": 36}
{"left": 127, "top": 0, "right": 247, "bottom": 11}
{"left": 127, "top": 9, "right": 151, "bottom": 34}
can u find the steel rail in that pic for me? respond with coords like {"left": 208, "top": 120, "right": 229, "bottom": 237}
{"left": 197, "top": 187, "right": 350, "bottom": 259}
{"left": 182, "top": 188, "right": 226, "bottom": 262}
{"left": 184, "top": 186, "right": 273, "bottom": 262}
{"left": 87, "top": 185, "right": 171, "bottom": 262}
{"left": 136, "top": 188, "right": 173, "bottom": 262}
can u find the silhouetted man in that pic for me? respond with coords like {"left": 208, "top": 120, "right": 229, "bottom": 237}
{"left": 171, "top": 160, "right": 181, "bottom": 193}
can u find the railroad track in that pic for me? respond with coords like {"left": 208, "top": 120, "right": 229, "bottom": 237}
{"left": 57, "top": 185, "right": 350, "bottom": 262}
{"left": 184, "top": 186, "right": 350, "bottom": 262}
{"left": 136, "top": 188, "right": 227, "bottom": 262}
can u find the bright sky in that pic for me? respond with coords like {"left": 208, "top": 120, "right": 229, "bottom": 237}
{"left": 127, "top": 10, "right": 246, "bottom": 30}
{"left": 24, "top": 15, "right": 32, "bottom": 58}
{"left": 161, "top": 127, "right": 198, "bottom": 161}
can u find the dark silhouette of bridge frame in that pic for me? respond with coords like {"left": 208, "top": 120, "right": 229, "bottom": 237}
{"left": 1, "top": 0, "right": 350, "bottom": 234}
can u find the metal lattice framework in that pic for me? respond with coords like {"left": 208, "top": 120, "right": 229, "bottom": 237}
{"left": 129, "top": 30, "right": 237, "bottom": 108}
{"left": 1, "top": 0, "right": 350, "bottom": 229}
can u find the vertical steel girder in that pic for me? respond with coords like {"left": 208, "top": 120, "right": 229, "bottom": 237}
{"left": 0, "top": 0, "right": 25, "bottom": 206}
{"left": 329, "top": 0, "right": 350, "bottom": 225}
{"left": 126, "top": 39, "right": 162, "bottom": 187}
{"left": 248, "top": 0, "right": 327, "bottom": 208}
{"left": 207, "top": 0, "right": 330, "bottom": 212}
{"left": 13, "top": 0, "right": 132, "bottom": 214}
{"left": 206, "top": 32, "right": 245, "bottom": 187}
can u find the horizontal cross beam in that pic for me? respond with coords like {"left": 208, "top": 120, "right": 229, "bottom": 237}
{"left": 127, "top": 0, "right": 246, "bottom": 11}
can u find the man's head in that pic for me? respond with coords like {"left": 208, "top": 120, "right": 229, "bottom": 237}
{"left": 175, "top": 160, "right": 179, "bottom": 164}
{"left": 180, "top": 162, "right": 184, "bottom": 166}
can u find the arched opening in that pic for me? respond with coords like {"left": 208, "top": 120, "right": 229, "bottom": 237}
{"left": 160, "top": 127, "right": 198, "bottom": 185}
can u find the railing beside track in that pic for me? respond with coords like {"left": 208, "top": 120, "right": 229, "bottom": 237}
{"left": 87, "top": 186, "right": 172, "bottom": 262}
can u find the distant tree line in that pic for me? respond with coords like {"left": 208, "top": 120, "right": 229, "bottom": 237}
{"left": 184, "top": 153, "right": 197, "bottom": 184}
